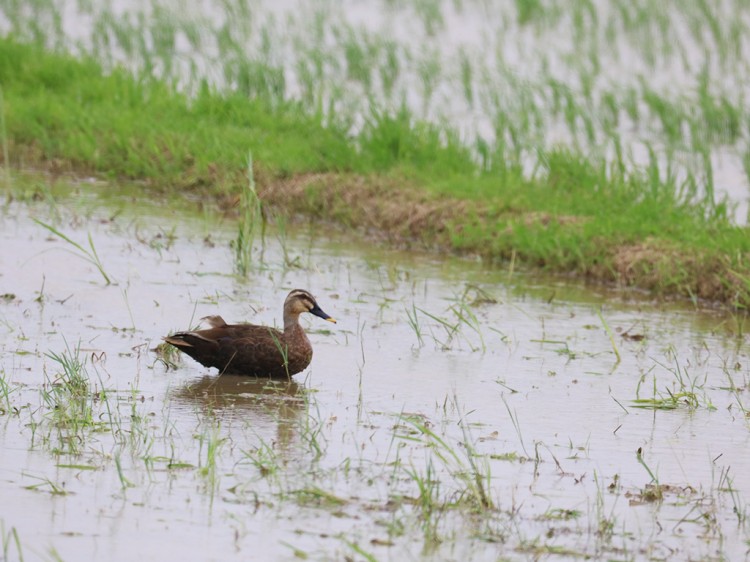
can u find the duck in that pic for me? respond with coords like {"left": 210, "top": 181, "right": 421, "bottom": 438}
{"left": 163, "top": 289, "right": 336, "bottom": 378}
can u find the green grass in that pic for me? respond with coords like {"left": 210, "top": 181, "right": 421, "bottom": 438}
{"left": 1, "top": 23, "right": 750, "bottom": 306}
{"left": 41, "top": 341, "right": 100, "bottom": 455}
{"left": 632, "top": 350, "right": 717, "bottom": 411}
{"left": 233, "top": 152, "right": 263, "bottom": 276}
{"left": 33, "top": 218, "right": 112, "bottom": 285}
{"left": 0, "top": 39, "right": 355, "bottom": 183}
{"left": 0, "top": 521, "right": 24, "bottom": 562}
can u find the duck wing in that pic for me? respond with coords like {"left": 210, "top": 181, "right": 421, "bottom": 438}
{"left": 219, "top": 325, "right": 296, "bottom": 376}
{"left": 165, "top": 319, "right": 289, "bottom": 376}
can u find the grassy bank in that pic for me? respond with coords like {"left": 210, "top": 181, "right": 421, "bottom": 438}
{"left": 1, "top": 37, "right": 749, "bottom": 308}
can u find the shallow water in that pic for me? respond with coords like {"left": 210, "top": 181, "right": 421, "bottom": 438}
{"left": 1, "top": 182, "right": 749, "bottom": 560}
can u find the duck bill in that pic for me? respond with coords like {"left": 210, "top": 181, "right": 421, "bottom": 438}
{"left": 310, "top": 304, "right": 337, "bottom": 323}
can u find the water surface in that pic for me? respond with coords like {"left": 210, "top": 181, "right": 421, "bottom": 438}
{"left": 0, "top": 182, "right": 749, "bottom": 560}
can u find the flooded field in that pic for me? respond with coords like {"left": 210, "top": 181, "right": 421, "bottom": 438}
{"left": 3, "top": 0, "right": 750, "bottom": 220}
{"left": 1, "top": 179, "right": 749, "bottom": 561}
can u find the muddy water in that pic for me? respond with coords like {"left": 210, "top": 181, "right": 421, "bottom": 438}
{"left": 3, "top": 0, "right": 748, "bottom": 221}
{"left": 1, "top": 184, "right": 749, "bottom": 561}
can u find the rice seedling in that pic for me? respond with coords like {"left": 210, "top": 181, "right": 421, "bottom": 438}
{"left": 47, "top": 547, "right": 65, "bottom": 562}
{"left": 413, "top": 0, "right": 444, "bottom": 37}
{"left": 722, "top": 368, "right": 749, "bottom": 420}
{"left": 596, "top": 307, "right": 621, "bottom": 364}
{"left": 378, "top": 39, "right": 400, "bottom": 99}
{"left": 416, "top": 48, "right": 441, "bottom": 116}
{"left": 342, "top": 540, "right": 379, "bottom": 562}
{"left": 114, "top": 451, "right": 135, "bottom": 489}
{"left": 631, "top": 376, "right": 680, "bottom": 411}
{"left": 289, "top": 485, "right": 346, "bottom": 508}
{"left": 404, "top": 458, "right": 444, "bottom": 546}
{"left": 55, "top": 463, "right": 98, "bottom": 471}
{"left": 632, "top": 352, "right": 716, "bottom": 411}
{"left": 339, "top": 25, "right": 376, "bottom": 92}
{"left": 0, "top": 370, "right": 17, "bottom": 415}
{"left": 402, "top": 412, "right": 494, "bottom": 513}
{"left": 592, "top": 472, "right": 617, "bottom": 545}
{"left": 356, "top": 319, "right": 367, "bottom": 423}
{"left": 295, "top": 389, "right": 328, "bottom": 461}
{"left": 23, "top": 473, "right": 70, "bottom": 496}
{"left": 456, "top": 420, "right": 494, "bottom": 511}
{"left": 120, "top": 288, "right": 137, "bottom": 331}
{"left": 448, "top": 299, "right": 486, "bottom": 352}
{"left": 273, "top": 215, "right": 301, "bottom": 269}
{"left": 0, "top": 521, "right": 24, "bottom": 562}
{"left": 124, "top": 395, "right": 157, "bottom": 460}
{"left": 457, "top": 48, "right": 473, "bottom": 108}
{"left": 673, "top": 494, "right": 722, "bottom": 537}
{"left": 33, "top": 219, "right": 112, "bottom": 285}
{"left": 290, "top": 9, "right": 334, "bottom": 115}
{"left": 717, "top": 465, "right": 747, "bottom": 525}
{"left": 406, "top": 290, "right": 488, "bottom": 352}
{"left": 635, "top": 447, "right": 663, "bottom": 502}
{"left": 197, "top": 414, "right": 226, "bottom": 498}
{"left": 41, "top": 340, "right": 104, "bottom": 455}
{"left": 413, "top": 306, "right": 460, "bottom": 350}
{"left": 405, "top": 303, "right": 424, "bottom": 347}
{"left": 0, "top": 86, "right": 10, "bottom": 189}
{"left": 234, "top": 152, "right": 263, "bottom": 277}
{"left": 242, "top": 437, "right": 283, "bottom": 481}
{"left": 539, "top": 507, "right": 583, "bottom": 521}
{"left": 502, "top": 395, "right": 529, "bottom": 458}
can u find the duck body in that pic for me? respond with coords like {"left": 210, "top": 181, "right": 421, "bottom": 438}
{"left": 164, "top": 290, "right": 335, "bottom": 378}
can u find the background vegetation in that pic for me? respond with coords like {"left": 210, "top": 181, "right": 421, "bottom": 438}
{"left": 1, "top": 0, "right": 750, "bottom": 307}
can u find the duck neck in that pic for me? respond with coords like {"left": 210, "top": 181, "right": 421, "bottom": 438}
{"left": 284, "top": 314, "right": 302, "bottom": 333}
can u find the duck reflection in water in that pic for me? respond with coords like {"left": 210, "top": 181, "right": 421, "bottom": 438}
{"left": 171, "top": 374, "right": 305, "bottom": 449}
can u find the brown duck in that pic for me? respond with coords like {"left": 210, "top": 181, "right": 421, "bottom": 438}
{"left": 163, "top": 289, "right": 336, "bottom": 378}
